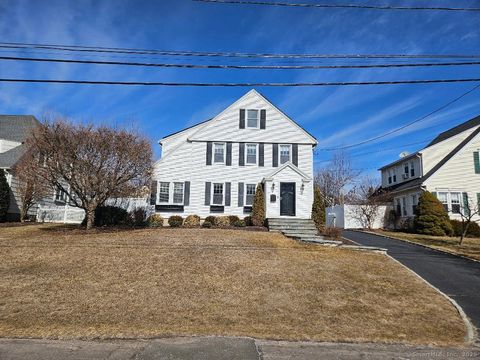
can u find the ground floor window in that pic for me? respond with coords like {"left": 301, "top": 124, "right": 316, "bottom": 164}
{"left": 173, "top": 182, "right": 184, "bottom": 204}
{"left": 213, "top": 183, "right": 224, "bottom": 205}
{"left": 245, "top": 184, "right": 256, "bottom": 205}
{"left": 451, "top": 192, "right": 461, "bottom": 214}
{"left": 159, "top": 182, "right": 170, "bottom": 203}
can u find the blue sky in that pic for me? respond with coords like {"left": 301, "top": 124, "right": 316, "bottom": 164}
{"left": 0, "top": 0, "right": 479, "bottom": 178}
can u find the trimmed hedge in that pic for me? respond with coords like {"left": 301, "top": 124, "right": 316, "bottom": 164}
{"left": 205, "top": 216, "right": 216, "bottom": 225}
{"left": 228, "top": 215, "right": 240, "bottom": 226}
{"left": 244, "top": 216, "right": 253, "bottom": 226}
{"left": 202, "top": 221, "right": 212, "bottom": 228}
{"left": 92, "top": 206, "right": 129, "bottom": 227}
{"left": 147, "top": 214, "right": 164, "bottom": 227}
{"left": 184, "top": 214, "right": 201, "bottom": 228}
{"left": 450, "top": 219, "right": 480, "bottom": 237}
{"left": 168, "top": 215, "right": 183, "bottom": 227}
{"left": 214, "top": 216, "right": 230, "bottom": 227}
{"left": 414, "top": 191, "right": 453, "bottom": 236}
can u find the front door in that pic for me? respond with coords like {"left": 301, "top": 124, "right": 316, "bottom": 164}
{"left": 280, "top": 182, "right": 296, "bottom": 216}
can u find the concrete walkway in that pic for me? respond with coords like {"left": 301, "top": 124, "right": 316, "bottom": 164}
{"left": 343, "top": 230, "right": 480, "bottom": 331}
{"left": 0, "top": 337, "right": 479, "bottom": 360}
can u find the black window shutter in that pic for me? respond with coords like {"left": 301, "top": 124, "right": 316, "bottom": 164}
{"left": 206, "top": 142, "right": 213, "bottom": 165}
{"left": 259, "top": 143, "right": 264, "bottom": 167}
{"left": 238, "top": 182, "right": 244, "bottom": 207}
{"left": 260, "top": 109, "right": 266, "bottom": 129}
{"left": 225, "top": 182, "right": 231, "bottom": 206}
{"left": 272, "top": 143, "right": 278, "bottom": 167}
{"left": 150, "top": 181, "right": 157, "bottom": 205}
{"left": 463, "top": 192, "right": 470, "bottom": 216}
{"left": 205, "top": 182, "right": 211, "bottom": 205}
{"left": 292, "top": 144, "right": 298, "bottom": 166}
{"left": 184, "top": 181, "right": 190, "bottom": 206}
{"left": 239, "top": 109, "right": 245, "bottom": 129}
{"left": 239, "top": 142, "right": 245, "bottom": 166}
{"left": 474, "top": 152, "right": 480, "bottom": 174}
{"left": 226, "top": 142, "right": 232, "bottom": 166}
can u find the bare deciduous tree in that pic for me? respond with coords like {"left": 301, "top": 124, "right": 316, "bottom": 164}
{"left": 13, "top": 147, "right": 50, "bottom": 222}
{"left": 28, "top": 119, "right": 153, "bottom": 229}
{"left": 314, "top": 151, "right": 359, "bottom": 206}
{"left": 458, "top": 197, "right": 480, "bottom": 245}
{"left": 347, "top": 177, "right": 388, "bottom": 230}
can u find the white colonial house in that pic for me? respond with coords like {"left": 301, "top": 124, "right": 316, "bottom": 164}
{"left": 152, "top": 89, "right": 318, "bottom": 220}
{"left": 379, "top": 114, "right": 480, "bottom": 221}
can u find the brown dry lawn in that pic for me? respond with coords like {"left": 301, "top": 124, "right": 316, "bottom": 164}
{"left": 375, "top": 229, "right": 480, "bottom": 261}
{"left": 0, "top": 224, "right": 467, "bottom": 345}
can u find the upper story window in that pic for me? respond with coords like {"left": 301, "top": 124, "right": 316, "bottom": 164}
{"left": 247, "top": 109, "right": 259, "bottom": 128}
{"left": 279, "top": 144, "right": 291, "bottom": 165}
{"left": 173, "top": 182, "right": 184, "bottom": 204}
{"left": 54, "top": 187, "right": 67, "bottom": 203}
{"left": 387, "top": 169, "right": 392, "bottom": 184}
{"left": 212, "top": 183, "right": 224, "bottom": 205}
{"left": 404, "top": 163, "right": 409, "bottom": 178}
{"left": 159, "top": 182, "right": 170, "bottom": 203}
{"left": 410, "top": 162, "right": 415, "bottom": 177}
{"left": 214, "top": 142, "right": 225, "bottom": 163}
{"left": 246, "top": 144, "right": 257, "bottom": 165}
{"left": 245, "top": 184, "right": 256, "bottom": 206}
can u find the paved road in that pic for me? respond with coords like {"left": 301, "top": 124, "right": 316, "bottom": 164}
{"left": 343, "top": 230, "right": 480, "bottom": 330}
{"left": 0, "top": 337, "right": 479, "bottom": 360}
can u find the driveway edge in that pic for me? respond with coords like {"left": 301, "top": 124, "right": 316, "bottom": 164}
{"left": 385, "top": 253, "right": 477, "bottom": 345}
{"left": 359, "top": 230, "right": 480, "bottom": 264}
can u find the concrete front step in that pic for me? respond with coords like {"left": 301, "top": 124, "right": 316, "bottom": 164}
{"left": 269, "top": 225, "right": 318, "bottom": 231}
{"left": 281, "top": 229, "right": 319, "bottom": 236}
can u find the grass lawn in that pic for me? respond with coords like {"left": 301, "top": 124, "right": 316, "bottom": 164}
{"left": 0, "top": 224, "right": 467, "bottom": 345}
{"left": 374, "top": 229, "right": 480, "bottom": 261}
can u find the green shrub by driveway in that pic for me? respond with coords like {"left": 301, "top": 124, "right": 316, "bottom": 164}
{"left": 414, "top": 192, "right": 453, "bottom": 236}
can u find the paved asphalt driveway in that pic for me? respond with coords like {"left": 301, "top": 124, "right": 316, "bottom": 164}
{"left": 343, "top": 230, "right": 480, "bottom": 330}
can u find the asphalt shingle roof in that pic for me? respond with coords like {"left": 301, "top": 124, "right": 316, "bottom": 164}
{"left": 0, "top": 144, "right": 27, "bottom": 169}
{"left": 0, "top": 115, "right": 40, "bottom": 143}
{"left": 426, "top": 114, "right": 480, "bottom": 148}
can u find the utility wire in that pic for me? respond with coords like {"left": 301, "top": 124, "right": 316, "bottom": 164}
{"left": 3, "top": 55, "right": 480, "bottom": 70}
{"left": 193, "top": 0, "right": 480, "bottom": 12}
{"left": 2, "top": 78, "right": 480, "bottom": 87}
{"left": 319, "top": 83, "right": 480, "bottom": 151}
{"left": 1, "top": 42, "right": 480, "bottom": 59}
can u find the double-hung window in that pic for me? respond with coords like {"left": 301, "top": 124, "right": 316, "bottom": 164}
{"left": 402, "top": 197, "right": 407, "bottom": 216}
{"left": 411, "top": 194, "right": 418, "bottom": 214}
{"left": 451, "top": 192, "right": 461, "bottom": 214}
{"left": 213, "top": 183, "right": 224, "bottom": 205}
{"left": 410, "top": 162, "right": 415, "bottom": 177}
{"left": 438, "top": 192, "right": 449, "bottom": 212}
{"left": 214, "top": 142, "right": 225, "bottom": 163}
{"left": 279, "top": 144, "right": 291, "bottom": 165}
{"left": 54, "top": 187, "right": 67, "bottom": 203}
{"left": 387, "top": 170, "right": 392, "bottom": 184}
{"left": 246, "top": 109, "right": 259, "bottom": 128}
{"left": 159, "top": 182, "right": 170, "bottom": 203}
{"left": 173, "top": 182, "right": 184, "bottom": 204}
{"left": 245, "top": 184, "right": 256, "bottom": 206}
{"left": 246, "top": 144, "right": 257, "bottom": 165}
{"left": 404, "top": 163, "right": 409, "bottom": 177}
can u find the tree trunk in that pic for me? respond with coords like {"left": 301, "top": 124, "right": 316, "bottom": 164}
{"left": 20, "top": 204, "right": 28, "bottom": 223}
{"left": 460, "top": 222, "right": 470, "bottom": 245}
{"left": 85, "top": 207, "right": 95, "bottom": 230}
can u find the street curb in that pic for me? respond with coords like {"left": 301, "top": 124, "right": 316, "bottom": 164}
{"left": 385, "top": 253, "right": 477, "bottom": 345}
{"left": 358, "top": 230, "right": 480, "bottom": 264}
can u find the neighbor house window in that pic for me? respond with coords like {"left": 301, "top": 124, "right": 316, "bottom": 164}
{"left": 246, "top": 109, "right": 259, "bottom": 128}
{"left": 387, "top": 169, "right": 392, "bottom": 184}
{"left": 245, "top": 184, "right": 256, "bottom": 206}
{"left": 451, "top": 192, "right": 461, "bottom": 214}
{"left": 173, "top": 182, "right": 184, "bottom": 204}
{"left": 404, "top": 163, "right": 409, "bottom": 176}
{"left": 438, "top": 192, "right": 448, "bottom": 212}
{"left": 411, "top": 194, "right": 418, "bottom": 214}
{"left": 54, "top": 187, "right": 67, "bottom": 203}
{"left": 214, "top": 143, "right": 225, "bottom": 163}
{"left": 213, "top": 183, "right": 224, "bottom": 205}
{"left": 410, "top": 162, "right": 415, "bottom": 177}
{"left": 396, "top": 199, "right": 401, "bottom": 216}
{"left": 246, "top": 144, "right": 257, "bottom": 165}
{"left": 402, "top": 197, "right": 407, "bottom": 216}
{"left": 392, "top": 170, "right": 397, "bottom": 183}
{"left": 279, "top": 144, "right": 291, "bottom": 164}
{"left": 159, "top": 182, "right": 170, "bottom": 203}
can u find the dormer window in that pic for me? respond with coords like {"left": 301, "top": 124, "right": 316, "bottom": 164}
{"left": 214, "top": 142, "right": 225, "bottom": 163}
{"left": 247, "top": 109, "right": 259, "bottom": 128}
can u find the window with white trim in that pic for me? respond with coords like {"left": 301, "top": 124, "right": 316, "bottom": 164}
{"left": 411, "top": 194, "right": 418, "bottom": 214}
{"left": 214, "top": 142, "right": 225, "bottom": 163}
{"left": 279, "top": 144, "right": 291, "bottom": 165}
{"left": 158, "top": 182, "right": 170, "bottom": 203}
{"left": 402, "top": 197, "right": 407, "bottom": 216}
{"left": 245, "top": 184, "right": 256, "bottom": 206}
{"left": 387, "top": 169, "right": 392, "bottom": 184}
{"left": 410, "top": 162, "right": 415, "bottom": 177}
{"left": 212, "top": 183, "right": 224, "bottom": 205}
{"left": 54, "top": 187, "right": 67, "bottom": 203}
{"left": 404, "top": 163, "right": 409, "bottom": 176}
{"left": 246, "top": 109, "right": 259, "bottom": 128}
{"left": 438, "top": 192, "right": 448, "bottom": 212}
{"left": 451, "top": 192, "right": 461, "bottom": 214}
{"left": 173, "top": 182, "right": 184, "bottom": 204}
{"left": 246, "top": 144, "right": 257, "bottom": 165}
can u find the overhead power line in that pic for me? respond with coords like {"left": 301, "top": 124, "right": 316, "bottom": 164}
{"left": 3, "top": 55, "right": 480, "bottom": 70}
{"left": 320, "top": 83, "right": 480, "bottom": 151}
{"left": 1, "top": 78, "right": 480, "bottom": 87}
{"left": 1, "top": 42, "right": 480, "bottom": 60}
{"left": 193, "top": 0, "right": 480, "bottom": 12}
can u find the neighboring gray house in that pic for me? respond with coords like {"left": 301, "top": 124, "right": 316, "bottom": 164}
{"left": 379, "top": 114, "right": 480, "bottom": 222}
{"left": 153, "top": 89, "right": 318, "bottom": 220}
{"left": 0, "top": 115, "right": 41, "bottom": 221}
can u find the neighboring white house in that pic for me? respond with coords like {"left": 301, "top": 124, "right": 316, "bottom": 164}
{"left": 379, "top": 114, "right": 480, "bottom": 222}
{"left": 152, "top": 89, "right": 318, "bottom": 220}
{"left": 326, "top": 204, "right": 391, "bottom": 229}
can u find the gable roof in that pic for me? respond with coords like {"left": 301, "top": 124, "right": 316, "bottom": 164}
{"left": 160, "top": 118, "right": 213, "bottom": 143}
{"left": 383, "top": 125, "right": 480, "bottom": 193}
{"left": 426, "top": 114, "right": 480, "bottom": 148}
{"left": 0, "top": 144, "right": 27, "bottom": 169}
{"left": 263, "top": 162, "right": 312, "bottom": 182}
{"left": 0, "top": 115, "right": 40, "bottom": 142}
